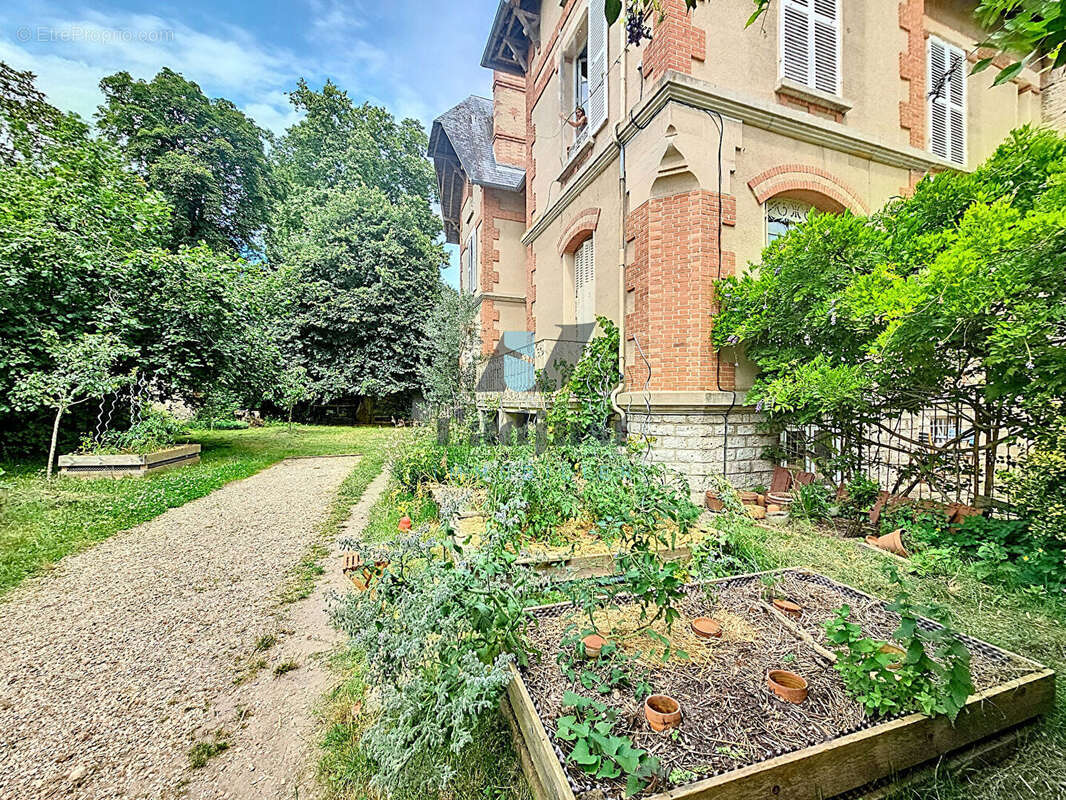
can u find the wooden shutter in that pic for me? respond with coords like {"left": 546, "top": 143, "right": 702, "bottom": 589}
{"left": 928, "top": 37, "right": 966, "bottom": 165}
{"left": 586, "top": 0, "right": 608, "bottom": 131}
{"left": 781, "top": 0, "right": 839, "bottom": 94}
{"left": 575, "top": 237, "right": 595, "bottom": 325}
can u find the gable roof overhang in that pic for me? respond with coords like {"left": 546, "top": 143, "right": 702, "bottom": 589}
{"left": 429, "top": 95, "right": 526, "bottom": 244}
{"left": 481, "top": 0, "right": 540, "bottom": 76}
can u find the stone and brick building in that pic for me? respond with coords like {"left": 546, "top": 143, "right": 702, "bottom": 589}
{"left": 429, "top": 0, "right": 1061, "bottom": 493}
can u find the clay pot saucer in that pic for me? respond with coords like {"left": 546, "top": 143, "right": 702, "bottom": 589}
{"left": 690, "top": 617, "right": 723, "bottom": 639}
{"left": 581, "top": 634, "right": 607, "bottom": 658}
{"left": 768, "top": 670, "right": 808, "bottom": 704}
{"left": 772, "top": 598, "right": 803, "bottom": 618}
{"left": 644, "top": 694, "right": 682, "bottom": 732}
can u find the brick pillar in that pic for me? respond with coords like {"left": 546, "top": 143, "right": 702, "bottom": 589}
{"left": 624, "top": 190, "right": 736, "bottom": 392}
{"left": 898, "top": 0, "right": 926, "bottom": 148}
{"left": 493, "top": 71, "right": 527, "bottom": 167}
{"left": 1043, "top": 68, "right": 1066, "bottom": 132}
{"left": 643, "top": 0, "right": 706, "bottom": 79}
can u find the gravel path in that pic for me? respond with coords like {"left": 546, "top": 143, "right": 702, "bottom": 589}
{"left": 0, "top": 455, "right": 359, "bottom": 800}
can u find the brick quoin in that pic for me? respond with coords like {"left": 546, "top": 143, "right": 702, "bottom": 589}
{"left": 478, "top": 187, "right": 526, "bottom": 355}
{"left": 898, "top": 0, "right": 927, "bottom": 149}
{"left": 624, "top": 190, "right": 736, "bottom": 392}
{"left": 643, "top": 0, "right": 706, "bottom": 79}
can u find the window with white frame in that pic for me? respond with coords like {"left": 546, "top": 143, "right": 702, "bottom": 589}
{"left": 928, "top": 37, "right": 966, "bottom": 166}
{"left": 566, "top": 0, "right": 608, "bottom": 156}
{"left": 780, "top": 0, "right": 840, "bottom": 95}
{"left": 463, "top": 225, "right": 479, "bottom": 294}
{"left": 574, "top": 236, "right": 595, "bottom": 325}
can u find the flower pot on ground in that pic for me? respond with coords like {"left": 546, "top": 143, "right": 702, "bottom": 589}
{"left": 581, "top": 634, "right": 607, "bottom": 658}
{"left": 644, "top": 694, "right": 682, "bottom": 731}
{"left": 865, "top": 529, "right": 909, "bottom": 558}
{"left": 691, "top": 617, "right": 722, "bottom": 639}
{"left": 767, "top": 670, "right": 808, "bottom": 704}
{"left": 766, "top": 491, "right": 793, "bottom": 507}
{"left": 704, "top": 490, "right": 725, "bottom": 512}
{"left": 738, "top": 491, "right": 759, "bottom": 504}
{"left": 397, "top": 516, "right": 412, "bottom": 532}
{"left": 746, "top": 505, "right": 767, "bottom": 520}
{"left": 772, "top": 598, "right": 802, "bottom": 618}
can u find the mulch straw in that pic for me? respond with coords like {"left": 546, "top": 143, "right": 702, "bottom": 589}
{"left": 520, "top": 571, "right": 1036, "bottom": 799}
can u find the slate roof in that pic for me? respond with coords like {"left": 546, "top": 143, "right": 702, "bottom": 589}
{"left": 429, "top": 96, "right": 525, "bottom": 243}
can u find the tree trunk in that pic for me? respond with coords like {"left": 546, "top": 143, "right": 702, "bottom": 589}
{"left": 288, "top": 407, "right": 294, "bottom": 434}
{"left": 47, "top": 404, "right": 65, "bottom": 480}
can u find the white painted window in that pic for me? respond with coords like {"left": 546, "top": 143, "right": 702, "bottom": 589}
{"left": 464, "top": 225, "right": 479, "bottom": 294}
{"left": 928, "top": 37, "right": 966, "bottom": 166}
{"left": 780, "top": 0, "right": 840, "bottom": 95}
{"left": 575, "top": 236, "right": 595, "bottom": 325}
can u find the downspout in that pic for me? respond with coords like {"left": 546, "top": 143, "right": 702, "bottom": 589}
{"left": 609, "top": 24, "right": 628, "bottom": 426}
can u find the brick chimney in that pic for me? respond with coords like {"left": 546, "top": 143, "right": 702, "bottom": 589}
{"left": 492, "top": 71, "right": 527, "bottom": 167}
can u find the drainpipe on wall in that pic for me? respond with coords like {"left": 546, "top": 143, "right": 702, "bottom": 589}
{"left": 609, "top": 23, "right": 628, "bottom": 429}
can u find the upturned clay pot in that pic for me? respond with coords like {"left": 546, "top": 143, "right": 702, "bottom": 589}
{"left": 582, "top": 634, "right": 607, "bottom": 658}
{"left": 397, "top": 516, "right": 413, "bottom": 532}
{"left": 738, "top": 491, "right": 760, "bottom": 504}
{"left": 767, "top": 670, "right": 809, "bottom": 704}
{"left": 644, "top": 694, "right": 682, "bottom": 732}
{"left": 879, "top": 643, "right": 906, "bottom": 670}
{"left": 865, "top": 529, "right": 909, "bottom": 558}
{"left": 690, "top": 617, "right": 723, "bottom": 639}
{"left": 772, "top": 597, "right": 802, "bottom": 618}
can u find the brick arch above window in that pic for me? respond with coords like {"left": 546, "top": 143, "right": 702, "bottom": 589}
{"left": 557, "top": 207, "right": 601, "bottom": 256}
{"left": 747, "top": 164, "right": 869, "bottom": 215}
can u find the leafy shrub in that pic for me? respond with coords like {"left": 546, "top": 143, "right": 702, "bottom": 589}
{"left": 329, "top": 532, "right": 539, "bottom": 796}
{"left": 1005, "top": 419, "right": 1066, "bottom": 548}
{"left": 840, "top": 474, "right": 879, "bottom": 518}
{"left": 790, "top": 482, "right": 833, "bottom": 522}
{"left": 79, "top": 406, "right": 186, "bottom": 454}
{"left": 545, "top": 316, "right": 622, "bottom": 443}
{"left": 825, "top": 578, "right": 973, "bottom": 721}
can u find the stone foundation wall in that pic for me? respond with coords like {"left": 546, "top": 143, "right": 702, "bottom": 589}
{"left": 626, "top": 408, "right": 776, "bottom": 493}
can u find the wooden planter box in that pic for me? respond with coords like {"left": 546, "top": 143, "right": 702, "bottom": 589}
{"left": 58, "top": 444, "right": 201, "bottom": 478}
{"left": 503, "top": 569, "right": 1055, "bottom": 800}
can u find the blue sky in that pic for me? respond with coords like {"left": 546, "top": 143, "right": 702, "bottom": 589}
{"left": 0, "top": 0, "right": 498, "bottom": 285}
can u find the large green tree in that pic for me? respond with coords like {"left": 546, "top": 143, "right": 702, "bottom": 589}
{"left": 96, "top": 68, "right": 274, "bottom": 255}
{"left": 269, "top": 81, "right": 445, "bottom": 405}
{"left": 715, "top": 127, "right": 1066, "bottom": 499}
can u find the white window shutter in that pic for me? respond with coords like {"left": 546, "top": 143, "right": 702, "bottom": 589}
{"left": 928, "top": 37, "right": 966, "bottom": 165}
{"left": 812, "top": 0, "right": 838, "bottom": 94}
{"left": 575, "top": 237, "right": 595, "bottom": 325}
{"left": 586, "top": 0, "right": 608, "bottom": 131}
{"left": 782, "top": 0, "right": 810, "bottom": 86}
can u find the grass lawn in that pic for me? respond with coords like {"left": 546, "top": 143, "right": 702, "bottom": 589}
{"left": 0, "top": 424, "right": 397, "bottom": 596}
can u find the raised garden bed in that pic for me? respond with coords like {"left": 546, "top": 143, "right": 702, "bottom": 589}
{"left": 57, "top": 444, "right": 201, "bottom": 478}
{"left": 503, "top": 568, "right": 1054, "bottom": 800}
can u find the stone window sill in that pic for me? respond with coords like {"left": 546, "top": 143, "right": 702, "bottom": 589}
{"left": 775, "top": 78, "right": 853, "bottom": 115}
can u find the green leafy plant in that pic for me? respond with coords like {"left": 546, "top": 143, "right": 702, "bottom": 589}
{"left": 79, "top": 405, "right": 187, "bottom": 455}
{"left": 825, "top": 580, "right": 974, "bottom": 721}
{"left": 790, "top": 482, "right": 833, "bottom": 522}
{"left": 545, "top": 317, "right": 622, "bottom": 443}
{"left": 556, "top": 691, "right": 660, "bottom": 796}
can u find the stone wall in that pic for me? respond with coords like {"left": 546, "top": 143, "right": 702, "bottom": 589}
{"left": 626, "top": 408, "right": 776, "bottom": 495}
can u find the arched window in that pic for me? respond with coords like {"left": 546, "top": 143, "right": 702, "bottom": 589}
{"left": 765, "top": 196, "right": 813, "bottom": 245}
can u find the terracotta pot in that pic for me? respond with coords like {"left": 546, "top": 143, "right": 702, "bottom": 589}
{"left": 766, "top": 503, "right": 782, "bottom": 514}
{"left": 397, "top": 516, "right": 412, "bottom": 532}
{"left": 766, "top": 492, "right": 793, "bottom": 507}
{"left": 865, "top": 529, "right": 909, "bottom": 558}
{"left": 690, "top": 617, "right": 723, "bottom": 639}
{"left": 756, "top": 494, "right": 767, "bottom": 508}
{"left": 738, "top": 491, "right": 760, "bottom": 504}
{"left": 772, "top": 598, "right": 802, "bottom": 618}
{"left": 767, "top": 670, "right": 808, "bottom": 704}
{"left": 644, "top": 694, "right": 682, "bottom": 732}
{"left": 879, "top": 643, "right": 906, "bottom": 671}
{"left": 746, "top": 505, "right": 767, "bottom": 520}
{"left": 582, "top": 634, "right": 607, "bottom": 658}
{"left": 705, "top": 491, "right": 725, "bottom": 512}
